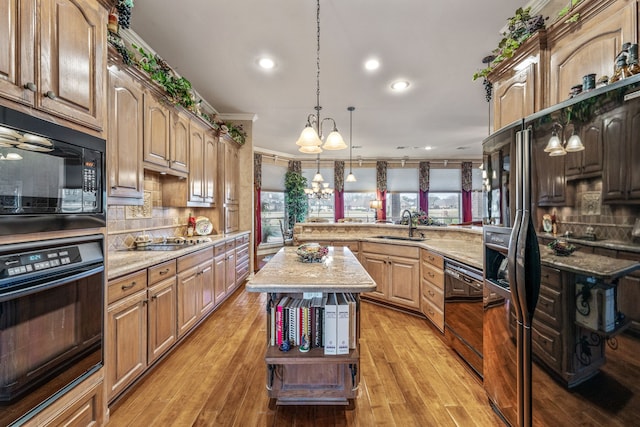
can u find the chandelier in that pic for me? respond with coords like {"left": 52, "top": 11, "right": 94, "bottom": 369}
{"left": 295, "top": 0, "right": 347, "bottom": 154}
{"left": 305, "top": 157, "right": 334, "bottom": 199}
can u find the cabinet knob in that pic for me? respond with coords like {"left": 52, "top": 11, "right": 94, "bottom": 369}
{"left": 428, "top": 290, "right": 435, "bottom": 297}
{"left": 428, "top": 272, "right": 435, "bottom": 278}
{"left": 45, "top": 90, "right": 57, "bottom": 99}
{"left": 23, "top": 82, "right": 37, "bottom": 92}
{"left": 151, "top": 295, "right": 157, "bottom": 300}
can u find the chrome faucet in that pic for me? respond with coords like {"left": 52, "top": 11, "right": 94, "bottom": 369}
{"left": 401, "top": 209, "right": 416, "bottom": 238}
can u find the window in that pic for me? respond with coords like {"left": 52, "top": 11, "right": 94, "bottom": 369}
{"left": 471, "top": 167, "right": 484, "bottom": 222}
{"left": 386, "top": 167, "right": 418, "bottom": 221}
{"left": 429, "top": 168, "right": 461, "bottom": 224}
{"left": 344, "top": 192, "right": 377, "bottom": 222}
{"left": 302, "top": 167, "right": 334, "bottom": 222}
{"left": 260, "top": 191, "right": 285, "bottom": 243}
{"left": 260, "top": 163, "right": 287, "bottom": 243}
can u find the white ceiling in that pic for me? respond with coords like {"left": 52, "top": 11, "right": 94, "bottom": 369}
{"left": 129, "top": 0, "right": 557, "bottom": 161}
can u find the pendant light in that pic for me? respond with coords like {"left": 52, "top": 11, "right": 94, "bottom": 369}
{"left": 295, "top": 0, "right": 347, "bottom": 153}
{"left": 346, "top": 106, "right": 357, "bottom": 182}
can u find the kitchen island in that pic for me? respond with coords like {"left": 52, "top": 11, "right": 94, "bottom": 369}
{"left": 245, "top": 246, "right": 376, "bottom": 407}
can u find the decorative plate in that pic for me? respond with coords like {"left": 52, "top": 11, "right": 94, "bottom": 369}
{"left": 0, "top": 126, "right": 21, "bottom": 141}
{"left": 19, "top": 133, "right": 52, "bottom": 146}
{"left": 195, "top": 216, "right": 213, "bottom": 235}
{"left": 542, "top": 214, "right": 553, "bottom": 233}
{"left": 296, "top": 243, "right": 329, "bottom": 263}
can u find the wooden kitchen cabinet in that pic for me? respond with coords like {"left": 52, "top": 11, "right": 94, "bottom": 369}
{"left": 0, "top": 0, "right": 106, "bottom": 131}
{"left": 176, "top": 248, "right": 214, "bottom": 337}
{"left": 220, "top": 137, "right": 240, "bottom": 232}
{"left": 361, "top": 242, "right": 420, "bottom": 310}
{"left": 214, "top": 243, "right": 227, "bottom": 304}
{"left": 492, "top": 64, "right": 536, "bottom": 131}
{"left": 106, "top": 287, "right": 147, "bottom": 401}
{"left": 565, "top": 119, "right": 603, "bottom": 180}
{"left": 189, "top": 121, "right": 206, "bottom": 203}
{"left": 235, "top": 234, "right": 250, "bottom": 284}
{"left": 603, "top": 105, "right": 640, "bottom": 203}
{"left": 147, "top": 260, "right": 177, "bottom": 364}
{"left": 170, "top": 110, "right": 190, "bottom": 174}
{"left": 532, "top": 121, "right": 566, "bottom": 206}
{"left": 107, "top": 67, "right": 144, "bottom": 203}
{"left": 225, "top": 240, "right": 237, "bottom": 294}
{"left": 143, "top": 93, "right": 172, "bottom": 171}
{"left": 421, "top": 249, "right": 445, "bottom": 332}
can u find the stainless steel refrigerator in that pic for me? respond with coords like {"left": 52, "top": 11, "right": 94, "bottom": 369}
{"left": 482, "top": 75, "right": 640, "bottom": 427}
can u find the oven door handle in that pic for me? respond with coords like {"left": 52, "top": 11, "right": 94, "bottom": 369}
{"left": 0, "top": 264, "right": 104, "bottom": 302}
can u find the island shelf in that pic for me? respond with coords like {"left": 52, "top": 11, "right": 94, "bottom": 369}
{"left": 246, "top": 246, "right": 376, "bottom": 407}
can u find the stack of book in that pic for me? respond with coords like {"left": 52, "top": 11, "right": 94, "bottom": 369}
{"left": 270, "top": 293, "right": 357, "bottom": 355}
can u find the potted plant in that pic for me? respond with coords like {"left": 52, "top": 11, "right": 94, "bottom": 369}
{"left": 284, "top": 171, "right": 308, "bottom": 231}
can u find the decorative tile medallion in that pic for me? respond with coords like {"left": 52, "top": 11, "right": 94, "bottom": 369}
{"left": 581, "top": 191, "right": 601, "bottom": 216}
{"left": 125, "top": 191, "right": 152, "bottom": 219}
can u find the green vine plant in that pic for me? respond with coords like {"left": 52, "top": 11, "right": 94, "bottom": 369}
{"left": 107, "top": 41, "right": 248, "bottom": 144}
{"left": 472, "top": 7, "right": 546, "bottom": 81}
{"left": 557, "top": 0, "right": 583, "bottom": 24}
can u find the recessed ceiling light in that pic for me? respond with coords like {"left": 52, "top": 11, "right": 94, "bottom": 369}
{"left": 424, "top": 146, "right": 433, "bottom": 150}
{"left": 364, "top": 59, "right": 380, "bottom": 71}
{"left": 258, "top": 57, "right": 275, "bottom": 69}
{"left": 391, "top": 80, "right": 410, "bottom": 91}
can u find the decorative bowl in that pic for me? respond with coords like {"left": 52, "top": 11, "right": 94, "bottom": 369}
{"left": 296, "top": 243, "right": 329, "bottom": 263}
{"left": 548, "top": 239, "right": 577, "bottom": 256}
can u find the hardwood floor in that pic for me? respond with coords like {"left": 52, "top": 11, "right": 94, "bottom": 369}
{"left": 107, "top": 288, "right": 501, "bottom": 426}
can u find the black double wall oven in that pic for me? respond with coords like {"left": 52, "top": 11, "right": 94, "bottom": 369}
{"left": 0, "top": 106, "right": 106, "bottom": 426}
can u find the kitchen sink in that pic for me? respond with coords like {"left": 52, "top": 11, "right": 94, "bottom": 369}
{"left": 372, "top": 235, "right": 426, "bottom": 242}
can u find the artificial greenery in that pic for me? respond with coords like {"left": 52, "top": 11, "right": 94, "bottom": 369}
{"left": 557, "top": 0, "right": 583, "bottom": 24}
{"left": 132, "top": 44, "right": 197, "bottom": 111}
{"left": 472, "top": 7, "right": 546, "bottom": 81}
{"left": 109, "top": 38, "right": 247, "bottom": 143}
{"left": 284, "top": 171, "right": 308, "bottom": 231}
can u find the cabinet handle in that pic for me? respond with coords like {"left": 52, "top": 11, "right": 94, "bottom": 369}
{"left": 427, "top": 272, "right": 435, "bottom": 278}
{"left": 45, "top": 90, "right": 57, "bottom": 99}
{"left": 428, "top": 290, "right": 435, "bottom": 297}
{"left": 121, "top": 281, "right": 136, "bottom": 290}
{"left": 428, "top": 256, "right": 435, "bottom": 262}
{"left": 23, "top": 82, "right": 37, "bottom": 92}
{"left": 159, "top": 268, "right": 170, "bottom": 275}
{"left": 151, "top": 295, "right": 157, "bottom": 300}
{"left": 428, "top": 309, "right": 434, "bottom": 316}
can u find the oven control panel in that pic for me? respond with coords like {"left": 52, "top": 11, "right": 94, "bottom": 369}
{"left": 0, "top": 246, "right": 81, "bottom": 280}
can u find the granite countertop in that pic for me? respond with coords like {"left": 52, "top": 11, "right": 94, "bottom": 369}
{"left": 539, "top": 245, "right": 640, "bottom": 280}
{"left": 245, "top": 246, "right": 376, "bottom": 293}
{"left": 107, "top": 231, "right": 249, "bottom": 280}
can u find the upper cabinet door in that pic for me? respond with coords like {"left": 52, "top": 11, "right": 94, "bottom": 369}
{"left": 170, "top": 111, "right": 190, "bottom": 173}
{"left": 39, "top": 0, "right": 106, "bottom": 131}
{"left": 143, "top": 94, "right": 171, "bottom": 169}
{"left": 0, "top": 0, "right": 36, "bottom": 105}
{"left": 204, "top": 132, "right": 217, "bottom": 204}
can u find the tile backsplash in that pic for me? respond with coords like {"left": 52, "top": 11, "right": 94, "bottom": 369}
{"left": 538, "top": 178, "right": 638, "bottom": 242}
{"left": 107, "top": 172, "right": 217, "bottom": 251}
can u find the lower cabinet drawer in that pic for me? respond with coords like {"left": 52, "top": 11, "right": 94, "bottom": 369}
{"left": 532, "top": 320, "right": 562, "bottom": 372}
{"left": 534, "top": 285, "right": 561, "bottom": 329}
{"left": 422, "top": 295, "right": 444, "bottom": 332}
{"left": 421, "top": 262, "right": 444, "bottom": 287}
{"left": 422, "top": 278, "right": 444, "bottom": 308}
{"left": 108, "top": 270, "right": 147, "bottom": 304}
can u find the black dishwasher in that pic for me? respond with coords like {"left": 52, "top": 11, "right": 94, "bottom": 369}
{"left": 444, "top": 259, "right": 483, "bottom": 378}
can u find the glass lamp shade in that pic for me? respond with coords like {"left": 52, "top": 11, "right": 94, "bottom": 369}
{"left": 369, "top": 200, "right": 382, "bottom": 210}
{"left": 549, "top": 146, "right": 567, "bottom": 156}
{"left": 544, "top": 133, "right": 563, "bottom": 152}
{"left": 312, "top": 172, "right": 324, "bottom": 182}
{"left": 304, "top": 188, "right": 313, "bottom": 195}
{"left": 346, "top": 172, "right": 357, "bottom": 182}
{"left": 296, "top": 126, "right": 322, "bottom": 147}
{"left": 565, "top": 133, "right": 585, "bottom": 152}
{"left": 322, "top": 130, "right": 347, "bottom": 150}
{"left": 299, "top": 144, "right": 322, "bottom": 154}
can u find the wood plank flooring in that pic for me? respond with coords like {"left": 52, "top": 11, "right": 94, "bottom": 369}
{"left": 107, "top": 288, "right": 501, "bottom": 426}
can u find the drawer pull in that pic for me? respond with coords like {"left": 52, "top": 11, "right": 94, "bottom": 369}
{"left": 45, "top": 90, "right": 57, "bottom": 99}
{"left": 428, "top": 290, "right": 435, "bottom": 297}
{"left": 428, "top": 309, "right": 434, "bottom": 316}
{"left": 428, "top": 256, "right": 435, "bottom": 262}
{"left": 427, "top": 272, "right": 435, "bottom": 278}
{"left": 24, "top": 82, "right": 37, "bottom": 92}
{"left": 159, "top": 268, "right": 170, "bottom": 275}
{"left": 121, "top": 281, "right": 136, "bottom": 290}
